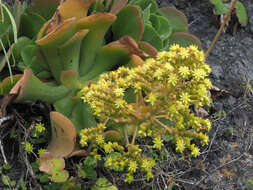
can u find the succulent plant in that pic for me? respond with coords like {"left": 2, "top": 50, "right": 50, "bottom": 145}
{"left": 0, "top": 0, "right": 204, "bottom": 181}
{"left": 1, "top": 0, "right": 156, "bottom": 178}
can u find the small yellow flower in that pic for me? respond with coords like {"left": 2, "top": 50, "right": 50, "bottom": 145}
{"left": 179, "top": 48, "right": 189, "bottom": 59}
{"left": 146, "top": 171, "right": 153, "bottom": 181}
{"left": 203, "top": 78, "right": 212, "bottom": 89}
{"left": 176, "top": 137, "right": 185, "bottom": 153}
{"left": 97, "top": 123, "right": 106, "bottom": 130}
{"left": 168, "top": 73, "right": 178, "bottom": 86}
{"left": 164, "top": 63, "right": 174, "bottom": 72}
{"left": 193, "top": 69, "right": 206, "bottom": 81}
{"left": 157, "top": 51, "right": 167, "bottom": 61}
{"left": 104, "top": 142, "right": 113, "bottom": 153}
{"left": 153, "top": 136, "right": 163, "bottom": 150}
{"left": 96, "top": 135, "right": 104, "bottom": 145}
{"left": 188, "top": 45, "right": 198, "bottom": 52}
{"left": 170, "top": 44, "right": 180, "bottom": 51}
{"left": 113, "top": 88, "right": 125, "bottom": 97}
{"left": 200, "top": 134, "right": 209, "bottom": 146}
{"left": 35, "top": 122, "right": 46, "bottom": 133}
{"left": 180, "top": 92, "right": 191, "bottom": 104}
{"left": 115, "top": 99, "right": 126, "bottom": 108}
{"left": 141, "top": 158, "right": 155, "bottom": 170}
{"left": 22, "top": 141, "right": 34, "bottom": 154}
{"left": 105, "top": 157, "right": 113, "bottom": 167}
{"left": 178, "top": 66, "right": 190, "bottom": 78}
{"left": 38, "top": 148, "right": 47, "bottom": 156}
{"left": 154, "top": 68, "right": 164, "bottom": 80}
{"left": 190, "top": 145, "right": 200, "bottom": 157}
{"left": 125, "top": 173, "right": 134, "bottom": 183}
{"left": 146, "top": 93, "right": 157, "bottom": 105}
{"left": 128, "top": 160, "right": 138, "bottom": 173}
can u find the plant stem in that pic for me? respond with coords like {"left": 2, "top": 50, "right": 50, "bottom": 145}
{"left": 131, "top": 126, "right": 139, "bottom": 145}
{"left": 124, "top": 127, "right": 130, "bottom": 145}
{"left": 205, "top": 0, "right": 238, "bottom": 57}
{"left": 154, "top": 118, "right": 174, "bottom": 134}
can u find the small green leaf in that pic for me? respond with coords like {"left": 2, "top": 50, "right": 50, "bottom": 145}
{"left": 3, "top": 163, "right": 11, "bottom": 170}
{"left": 235, "top": 1, "right": 247, "bottom": 26}
{"left": 83, "top": 156, "right": 97, "bottom": 179}
{"left": 133, "top": 0, "right": 158, "bottom": 13}
{"left": 83, "top": 156, "right": 96, "bottom": 169}
{"left": 92, "top": 178, "right": 117, "bottom": 190}
{"left": 209, "top": 0, "right": 228, "bottom": 15}
{"left": 142, "top": 24, "right": 163, "bottom": 50}
{"left": 39, "top": 174, "right": 50, "bottom": 183}
{"left": 51, "top": 169, "right": 69, "bottom": 183}
{"left": 141, "top": 4, "right": 151, "bottom": 25}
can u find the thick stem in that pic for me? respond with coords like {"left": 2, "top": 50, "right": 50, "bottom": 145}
{"left": 131, "top": 125, "right": 139, "bottom": 145}
{"left": 205, "top": 0, "right": 238, "bottom": 57}
{"left": 124, "top": 127, "right": 130, "bottom": 145}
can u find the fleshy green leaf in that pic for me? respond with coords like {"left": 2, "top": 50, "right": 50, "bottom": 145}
{"left": 9, "top": 70, "right": 69, "bottom": 103}
{"left": 142, "top": 24, "right": 163, "bottom": 50}
{"left": 58, "top": 0, "right": 93, "bottom": 20}
{"left": 47, "top": 112, "right": 76, "bottom": 158}
{"left": 77, "top": 13, "right": 116, "bottom": 76}
{"left": 112, "top": 5, "right": 144, "bottom": 42}
{"left": 159, "top": 7, "right": 188, "bottom": 33}
{"left": 168, "top": 32, "right": 202, "bottom": 49}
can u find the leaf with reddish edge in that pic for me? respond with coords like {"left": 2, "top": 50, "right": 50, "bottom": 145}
{"left": 9, "top": 70, "right": 69, "bottom": 104}
{"left": 61, "top": 70, "right": 81, "bottom": 90}
{"left": 47, "top": 112, "right": 76, "bottom": 158}
{"left": 28, "top": 0, "right": 60, "bottom": 20}
{"left": 76, "top": 13, "right": 116, "bottom": 76}
{"left": 112, "top": 5, "right": 144, "bottom": 42}
{"left": 159, "top": 7, "right": 188, "bottom": 33}
{"left": 138, "top": 41, "right": 158, "bottom": 58}
{"left": 104, "top": 130, "right": 123, "bottom": 142}
{"left": 39, "top": 152, "right": 55, "bottom": 174}
{"left": 167, "top": 32, "right": 202, "bottom": 49}
{"left": 110, "top": 0, "right": 128, "bottom": 15}
{"left": 119, "top": 36, "right": 148, "bottom": 57}
{"left": 36, "top": 20, "right": 51, "bottom": 41}
{"left": 36, "top": 18, "right": 76, "bottom": 82}
{"left": 67, "top": 149, "right": 88, "bottom": 157}
{"left": 59, "top": 29, "right": 89, "bottom": 72}
{"left": 39, "top": 152, "right": 69, "bottom": 182}
{"left": 36, "top": 18, "right": 75, "bottom": 47}
{"left": 58, "top": 0, "right": 93, "bottom": 20}
{"left": 127, "top": 55, "right": 145, "bottom": 67}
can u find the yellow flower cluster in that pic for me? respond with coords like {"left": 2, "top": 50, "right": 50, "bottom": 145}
{"left": 79, "top": 125, "right": 154, "bottom": 183}
{"left": 81, "top": 45, "right": 212, "bottom": 182}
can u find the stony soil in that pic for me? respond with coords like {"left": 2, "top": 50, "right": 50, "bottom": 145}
{"left": 1, "top": 0, "right": 253, "bottom": 189}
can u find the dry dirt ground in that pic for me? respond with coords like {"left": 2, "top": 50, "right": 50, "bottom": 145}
{"left": 1, "top": 0, "right": 253, "bottom": 190}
